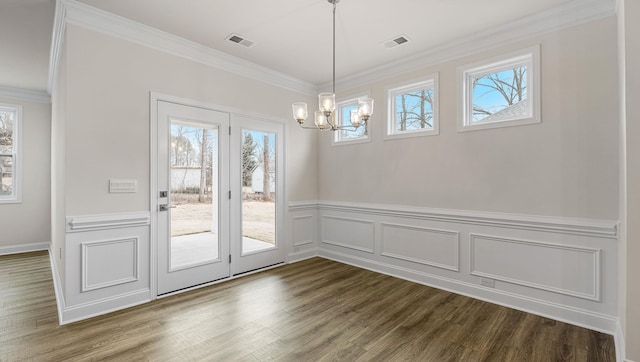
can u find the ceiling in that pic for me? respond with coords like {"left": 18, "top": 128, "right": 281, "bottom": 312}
{"left": 0, "top": 0, "right": 588, "bottom": 93}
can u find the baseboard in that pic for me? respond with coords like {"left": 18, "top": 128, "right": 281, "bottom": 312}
{"left": 60, "top": 289, "right": 152, "bottom": 325}
{"left": 318, "top": 248, "right": 617, "bottom": 335}
{"left": 0, "top": 242, "right": 50, "bottom": 256}
{"left": 48, "top": 245, "right": 66, "bottom": 325}
{"left": 287, "top": 248, "right": 318, "bottom": 264}
{"left": 615, "top": 318, "right": 634, "bottom": 362}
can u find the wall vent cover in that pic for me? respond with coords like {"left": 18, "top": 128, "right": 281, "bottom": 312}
{"left": 383, "top": 35, "right": 410, "bottom": 49}
{"left": 226, "top": 34, "right": 255, "bottom": 48}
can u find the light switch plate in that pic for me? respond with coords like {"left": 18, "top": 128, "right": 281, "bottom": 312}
{"left": 109, "top": 179, "right": 137, "bottom": 193}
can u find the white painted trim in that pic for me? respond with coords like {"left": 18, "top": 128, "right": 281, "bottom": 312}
{"left": 47, "top": 0, "right": 67, "bottom": 94}
{"left": 457, "top": 45, "right": 541, "bottom": 132}
{"left": 384, "top": 73, "right": 440, "bottom": 140}
{"left": 54, "top": 0, "right": 316, "bottom": 96}
{"left": 0, "top": 85, "right": 50, "bottom": 104}
{"left": 615, "top": 318, "right": 626, "bottom": 362}
{"left": 287, "top": 249, "right": 318, "bottom": 264}
{"left": 292, "top": 215, "right": 315, "bottom": 247}
{"left": 81, "top": 237, "right": 139, "bottom": 292}
{"left": 48, "top": 244, "right": 66, "bottom": 325}
{"left": 60, "top": 289, "right": 151, "bottom": 325}
{"left": 0, "top": 242, "right": 50, "bottom": 256}
{"left": 327, "top": 0, "right": 615, "bottom": 92}
{"left": 289, "top": 200, "right": 319, "bottom": 211}
{"left": 380, "top": 223, "right": 460, "bottom": 272}
{"left": 0, "top": 103, "right": 22, "bottom": 204}
{"left": 318, "top": 248, "right": 617, "bottom": 334}
{"left": 332, "top": 92, "right": 373, "bottom": 146}
{"left": 321, "top": 215, "right": 375, "bottom": 253}
{"left": 469, "top": 233, "right": 601, "bottom": 301}
{"left": 316, "top": 201, "right": 618, "bottom": 239}
{"left": 149, "top": 93, "right": 159, "bottom": 300}
{"left": 66, "top": 212, "right": 150, "bottom": 232}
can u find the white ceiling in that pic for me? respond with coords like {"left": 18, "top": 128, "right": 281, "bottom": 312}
{"left": 0, "top": 0, "right": 595, "bottom": 92}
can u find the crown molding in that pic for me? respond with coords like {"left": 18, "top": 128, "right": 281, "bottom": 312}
{"left": 325, "top": 0, "right": 616, "bottom": 92}
{"left": 0, "top": 85, "right": 51, "bottom": 104}
{"left": 47, "top": 0, "right": 317, "bottom": 97}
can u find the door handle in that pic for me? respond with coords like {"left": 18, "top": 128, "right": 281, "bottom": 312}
{"left": 159, "top": 204, "right": 177, "bottom": 211}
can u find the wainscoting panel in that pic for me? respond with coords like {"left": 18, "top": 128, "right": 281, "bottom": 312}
{"left": 381, "top": 223, "right": 459, "bottom": 271}
{"left": 321, "top": 215, "right": 375, "bottom": 253}
{"left": 470, "top": 234, "right": 600, "bottom": 301}
{"left": 310, "top": 201, "right": 618, "bottom": 334}
{"left": 81, "top": 237, "right": 139, "bottom": 292}
{"left": 288, "top": 203, "right": 318, "bottom": 262}
{"left": 292, "top": 215, "right": 315, "bottom": 247}
{"left": 61, "top": 212, "right": 151, "bottom": 324}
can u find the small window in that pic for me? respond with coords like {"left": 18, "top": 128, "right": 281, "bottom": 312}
{"left": 386, "top": 74, "right": 439, "bottom": 139}
{"left": 0, "top": 103, "right": 21, "bottom": 203}
{"left": 332, "top": 95, "right": 370, "bottom": 145}
{"left": 458, "top": 45, "right": 540, "bottom": 132}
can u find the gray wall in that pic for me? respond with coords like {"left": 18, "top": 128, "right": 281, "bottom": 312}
{"left": 61, "top": 24, "right": 317, "bottom": 217}
{"left": 0, "top": 97, "right": 50, "bottom": 247}
{"left": 318, "top": 17, "right": 619, "bottom": 221}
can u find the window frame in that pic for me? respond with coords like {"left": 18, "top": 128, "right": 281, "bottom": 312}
{"left": 0, "top": 103, "right": 22, "bottom": 204}
{"left": 385, "top": 73, "right": 439, "bottom": 140}
{"left": 331, "top": 93, "right": 372, "bottom": 146}
{"left": 458, "top": 45, "right": 541, "bottom": 132}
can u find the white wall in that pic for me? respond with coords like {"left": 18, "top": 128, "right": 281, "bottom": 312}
{"left": 318, "top": 17, "right": 619, "bottom": 221}
{"left": 303, "top": 16, "right": 621, "bottom": 336}
{"left": 620, "top": 0, "right": 640, "bottom": 360}
{"left": 63, "top": 25, "right": 317, "bottom": 216}
{"left": 50, "top": 23, "right": 318, "bottom": 321}
{"left": 0, "top": 97, "right": 50, "bottom": 250}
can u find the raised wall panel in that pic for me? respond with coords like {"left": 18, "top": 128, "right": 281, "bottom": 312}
{"left": 381, "top": 223, "right": 459, "bottom": 271}
{"left": 81, "top": 237, "right": 139, "bottom": 292}
{"left": 321, "top": 216, "right": 374, "bottom": 253}
{"left": 470, "top": 234, "right": 600, "bottom": 301}
{"left": 292, "top": 215, "right": 314, "bottom": 247}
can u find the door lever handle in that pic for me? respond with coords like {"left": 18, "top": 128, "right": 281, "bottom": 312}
{"left": 159, "top": 204, "right": 177, "bottom": 211}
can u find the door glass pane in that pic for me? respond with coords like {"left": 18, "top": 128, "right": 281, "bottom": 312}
{"left": 170, "top": 121, "right": 219, "bottom": 269}
{"left": 241, "top": 130, "right": 276, "bottom": 255}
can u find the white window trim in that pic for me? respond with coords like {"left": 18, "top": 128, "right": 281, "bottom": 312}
{"left": 385, "top": 73, "right": 439, "bottom": 140}
{"left": 332, "top": 92, "right": 372, "bottom": 146}
{"left": 457, "top": 45, "right": 541, "bottom": 132}
{"left": 0, "top": 103, "right": 22, "bottom": 204}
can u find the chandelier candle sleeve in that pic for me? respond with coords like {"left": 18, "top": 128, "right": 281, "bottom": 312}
{"left": 318, "top": 92, "right": 336, "bottom": 114}
{"left": 292, "top": 102, "right": 308, "bottom": 124}
{"left": 315, "top": 110, "right": 328, "bottom": 129}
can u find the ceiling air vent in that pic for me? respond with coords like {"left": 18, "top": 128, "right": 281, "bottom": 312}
{"left": 383, "top": 35, "right": 410, "bottom": 49}
{"left": 226, "top": 34, "right": 255, "bottom": 48}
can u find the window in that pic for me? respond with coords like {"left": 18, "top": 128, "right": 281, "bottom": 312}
{"left": 0, "top": 103, "right": 21, "bottom": 203}
{"left": 332, "top": 95, "right": 370, "bottom": 145}
{"left": 458, "top": 45, "right": 540, "bottom": 132}
{"left": 386, "top": 74, "right": 439, "bottom": 139}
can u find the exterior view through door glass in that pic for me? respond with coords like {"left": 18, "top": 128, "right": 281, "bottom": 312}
{"left": 231, "top": 116, "right": 285, "bottom": 275}
{"left": 241, "top": 130, "right": 276, "bottom": 255}
{"left": 157, "top": 101, "right": 230, "bottom": 295}
{"left": 170, "top": 123, "right": 219, "bottom": 269}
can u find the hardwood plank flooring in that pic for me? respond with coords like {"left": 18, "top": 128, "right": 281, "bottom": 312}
{"left": 0, "top": 251, "right": 615, "bottom": 361}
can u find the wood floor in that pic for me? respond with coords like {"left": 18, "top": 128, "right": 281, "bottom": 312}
{"left": 0, "top": 251, "right": 615, "bottom": 361}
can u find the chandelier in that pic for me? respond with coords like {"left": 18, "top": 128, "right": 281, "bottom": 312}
{"left": 291, "top": 0, "right": 374, "bottom": 131}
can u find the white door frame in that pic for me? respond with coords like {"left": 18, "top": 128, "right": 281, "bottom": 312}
{"left": 150, "top": 92, "right": 289, "bottom": 298}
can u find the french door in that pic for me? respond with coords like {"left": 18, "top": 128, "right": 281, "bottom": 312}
{"left": 155, "top": 100, "right": 284, "bottom": 295}
{"left": 230, "top": 115, "right": 285, "bottom": 275}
